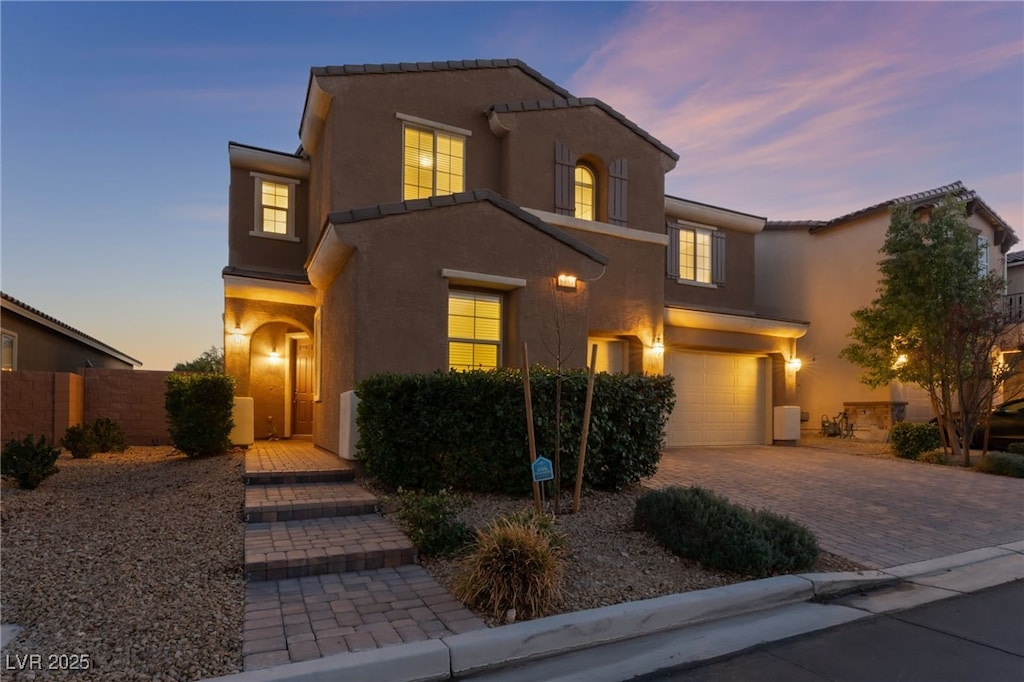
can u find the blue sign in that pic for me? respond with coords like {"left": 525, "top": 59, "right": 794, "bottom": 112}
{"left": 531, "top": 456, "right": 554, "bottom": 482}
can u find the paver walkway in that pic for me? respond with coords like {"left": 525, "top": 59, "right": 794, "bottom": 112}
{"left": 241, "top": 440, "right": 485, "bottom": 670}
{"left": 650, "top": 445, "right": 1024, "bottom": 569}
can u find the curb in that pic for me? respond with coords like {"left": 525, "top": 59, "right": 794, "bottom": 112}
{"left": 201, "top": 543, "right": 1024, "bottom": 682}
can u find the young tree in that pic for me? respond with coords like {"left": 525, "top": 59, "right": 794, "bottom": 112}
{"left": 841, "top": 195, "right": 1020, "bottom": 465}
{"left": 173, "top": 345, "right": 225, "bottom": 373}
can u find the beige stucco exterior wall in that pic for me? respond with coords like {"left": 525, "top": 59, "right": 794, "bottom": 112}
{"left": 755, "top": 210, "right": 1010, "bottom": 429}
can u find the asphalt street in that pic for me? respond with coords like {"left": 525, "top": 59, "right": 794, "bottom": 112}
{"left": 642, "top": 580, "right": 1024, "bottom": 682}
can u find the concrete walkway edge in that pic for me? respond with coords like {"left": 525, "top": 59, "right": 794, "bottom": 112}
{"left": 199, "top": 543, "right": 1024, "bottom": 682}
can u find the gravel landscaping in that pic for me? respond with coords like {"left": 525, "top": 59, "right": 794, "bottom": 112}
{"left": 413, "top": 488, "right": 866, "bottom": 626}
{"left": 1, "top": 447, "right": 245, "bottom": 681}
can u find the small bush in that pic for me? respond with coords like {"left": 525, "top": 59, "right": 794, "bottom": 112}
{"left": 634, "top": 486, "right": 819, "bottom": 577}
{"left": 972, "top": 452, "right": 1024, "bottom": 478}
{"left": 89, "top": 417, "right": 128, "bottom": 453}
{"left": 890, "top": 422, "right": 941, "bottom": 460}
{"left": 1, "top": 435, "right": 61, "bottom": 489}
{"left": 917, "top": 448, "right": 950, "bottom": 465}
{"left": 394, "top": 488, "right": 473, "bottom": 557}
{"left": 454, "top": 515, "right": 565, "bottom": 621}
{"left": 165, "top": 372, "right": 235, "bottom": 457}
{"left": 1006, "top": 442, "right": 1024, "bottom": 455}
{"left": 501, "top": 509, "right": 568, "bottom": 553}
{"left": 61, "top": 424, "right": 99, "bottom": 459}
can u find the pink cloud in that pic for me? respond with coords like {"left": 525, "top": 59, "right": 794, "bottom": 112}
{"left": 566, "top": 3, "right": 1024, "bottom": 227}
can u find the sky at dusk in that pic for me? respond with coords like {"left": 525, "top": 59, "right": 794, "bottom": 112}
{"left": 2, "top": 1, "right": 1022, "bottom": 370}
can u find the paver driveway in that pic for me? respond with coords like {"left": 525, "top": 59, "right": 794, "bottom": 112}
{"left": 648, "top": 446, "right": 1024, "bottom": 569}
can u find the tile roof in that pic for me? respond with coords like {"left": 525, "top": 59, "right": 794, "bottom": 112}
{"left": 325, "top": 189, "right": 608, "bottom": 266}
{"left": 1007, "top": 251, "right": 1024, "bottom": 265}
{"left": 767, "top": 181, "right": 1017, "bottom": 248}
{"left": 310, "top": 58, "right": 573, "bottom": 98}
{"left": 490, "top": 99, "right": 678, "bottom": 161}
{"left": 0, "top": 291, "right": 142, "bottom": 367}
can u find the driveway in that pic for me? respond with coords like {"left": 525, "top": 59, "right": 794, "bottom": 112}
{"left": 648, "top": 445, "right": 1024, "bottom": 569}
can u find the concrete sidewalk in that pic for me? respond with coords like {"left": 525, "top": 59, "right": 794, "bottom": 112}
{"left": 200, "top": 542, "right": 1024, "bottom": 682}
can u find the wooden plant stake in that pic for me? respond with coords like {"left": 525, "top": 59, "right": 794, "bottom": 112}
{"left": 573, "top": 343, "right": 598, "bottom": 513}
{"left": 522, "top": 342, "right": 542, "bottom": 513}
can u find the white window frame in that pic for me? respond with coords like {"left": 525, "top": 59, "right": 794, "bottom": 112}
{"left": 398, "top": 113, "right": 470, "bottom": 201}
{"left": 250, "top": 172, "right": 301, "bottom": 242}
{"left": 1, "top": 329, "right": 17, "bottom": 371}
{"left": 978, "top": 234, "right": 990, "bottom": 276}
{"left": 448, "top": 290, "right": 502, "bottom": 372}
{"left": 677, "top": 223, "right": 715, "bottom": 287}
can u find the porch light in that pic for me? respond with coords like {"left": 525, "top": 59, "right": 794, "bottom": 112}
{"left": 269, "top": 350, "right": 280, "bottom": 365}
{"left": 787, "top": 357, "right": 802, "bottom": 372}
{"left": 556, "top": 274, "right": 578, "bottom": 289}
{"left": 652, "top": 337, "right": 665, "bottom": 355}
{"left": 892, "top": 353, "right": 908, "bottom": 369}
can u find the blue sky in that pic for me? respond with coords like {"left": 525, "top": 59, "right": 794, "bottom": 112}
{"left": 2, "top": 1, "right": 1022, "bottom": 370}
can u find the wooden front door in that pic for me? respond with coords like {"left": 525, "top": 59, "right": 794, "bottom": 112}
{"left": 292, "top": 338, "right": 314, "bottom": 436}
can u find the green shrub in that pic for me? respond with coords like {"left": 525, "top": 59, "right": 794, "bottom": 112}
{"left": 917, "top": 448, "right": 950, "bottom": 465}
{"left": 61, "top": 424, "right": 99, "bottom": 459}
{"left": 890, "top": 422, "right": 941, "bottom": 460}
{"left": 1, "top": 435, "right": 61, "bottom": 489}
{"left": 1006, "top": 442, "right": 1024, "bottom": 455}
{"left": 634, "top": 486, "right": 819, "bottom": 577}
{"left": 394, "top": 488, "right": 473, "bottom": 557}
{"left": 356, "top": 368, "right": 675, "bottom": 494}
{"left": 165, "top": 372, "right": 235, "bottom": 458}
{"left": 454, "top": 514, "right": 565, "bottom": 621}
{"left": 972, "top": 452, "right": 1024, "bottom": 478}
{"left": 89, "top": 417, "right": 128, "bottom": 452}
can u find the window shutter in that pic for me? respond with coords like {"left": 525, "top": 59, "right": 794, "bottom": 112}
{"left": 712, "top": 231, "right": 727, "bottom": 285}
{"left": 667, "top": 223, "right": 680, "bottom": 278}
{"left": 554, "top": 142, "right": 574, "bottom": 215}
{"left": 608, "top": 158, "right": 628, "bottom": 226}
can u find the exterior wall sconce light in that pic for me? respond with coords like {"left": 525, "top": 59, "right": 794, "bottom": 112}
{"left": 269, "top": 350, "right": 281, "bottom": 365}
{"left": 230, "top": 325, "right": 245, "bottom": 347}
{"left": 652, "top": 337, "right": 665, "bottom": 355}
{"left": 556, "top": 274, "right": 578, "bottom": 290}
{"left": 787, "top": 357, "right": 802, "bottom": 372}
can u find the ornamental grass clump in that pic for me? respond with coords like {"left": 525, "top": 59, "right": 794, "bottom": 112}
{"left": 454, "top": 513, "right": 566, "bottom": 621}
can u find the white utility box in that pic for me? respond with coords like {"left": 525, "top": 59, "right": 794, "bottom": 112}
{"left": 231, "top": 397, "right": 255, "bottom": 446}
{"left": 773, "top": 405, "right": 801, "bottom": 444}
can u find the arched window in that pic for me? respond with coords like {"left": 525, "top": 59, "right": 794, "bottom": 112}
{"left": 574, "top": 165, "right": 595, "bottom": 220}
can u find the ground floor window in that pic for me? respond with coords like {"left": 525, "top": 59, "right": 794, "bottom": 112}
{"left": 448, "top": 291, "right": 501, "bottom": 371}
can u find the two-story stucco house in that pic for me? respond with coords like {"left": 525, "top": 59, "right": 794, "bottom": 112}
{"left": 756, "top": 182, "right": 1018, "bottom": 435}
{"left": 224, "top": 59, "right": 808, "bottom": 457}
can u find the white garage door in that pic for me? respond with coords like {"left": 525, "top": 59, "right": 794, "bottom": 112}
{"left": 665, "top": 351, "right": 766, "bottom": 446}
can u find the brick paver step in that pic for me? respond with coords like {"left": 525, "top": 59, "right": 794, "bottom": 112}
{"left": 242, "top": 565, "right": 486, "bottom": 671}
{"left": 246, "top": 515, "right": 416, "bottom": 581}
{"left": 245, "top": 483, "right": 378, "bottom": 523}
{"left": 245, "top": 443, "right": 355, "bottom": 486}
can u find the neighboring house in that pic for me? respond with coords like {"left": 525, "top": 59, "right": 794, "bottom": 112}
{"left": 0, "top": 291, "right": 142, "bottom": 372}
{"left": 755, "top": 182, "right": 1018, "bottom": 434}
{"left": 224, "top": 59, "right": 808, "bottom": 456}
{"left": 1001, "top": 251, "right": 1024, "bottom": 400}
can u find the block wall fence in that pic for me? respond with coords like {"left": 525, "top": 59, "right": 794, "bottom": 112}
{"left": 2, "top": 368, "right": 172, "bottom": 446}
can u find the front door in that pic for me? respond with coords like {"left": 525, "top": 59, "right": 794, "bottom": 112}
{"left": 292, "top": 338, "right": 314, "bottom": 436}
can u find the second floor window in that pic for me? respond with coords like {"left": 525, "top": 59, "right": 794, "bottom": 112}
{"left": 250, "top": 172, "right": 300, "bottom": 241}
{"left": 668, "top": 222, "right": 726, "bottom": 286}
{"left": 403, "top": 125, "right": 465, "bottom": 200}
{"left": 574, "top": 165, "right": 595, "bottom": 220}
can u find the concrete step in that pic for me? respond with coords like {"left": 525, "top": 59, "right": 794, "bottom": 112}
{"left": 245, "top": 482, "right": 378, "bottom": 523}
{"left": 245, "top": 467, "right": 355, "bottom": 486}
{"left": 245, "top": 515, "right": 417, "bottom": 582}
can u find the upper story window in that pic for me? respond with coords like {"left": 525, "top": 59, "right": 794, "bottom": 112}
{"left": 402, "top": 124, "right": 466, "bottom": 200}
{"left": 250, "top": 172, "right": 300, "bottom": 242}
{"left": 2, "top": 330, "right": 16, "bottom": 371}
{"left": 978, "top": 235, "right": 990, "bottom": 275}
{"left": 574, "top": 165, "right": 595, "bottom": 220}
{"left": 667, "top": 222, "right": 726, "bottom": 287}
{"left": 448, "top": 290, "right": 501, "bottom": 371}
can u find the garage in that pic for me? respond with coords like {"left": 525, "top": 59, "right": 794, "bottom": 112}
{"left": 665, "top": 351, "right": 767, "bottom": 446}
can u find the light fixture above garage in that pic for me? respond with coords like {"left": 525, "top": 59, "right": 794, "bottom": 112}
{"left": 787, "top": 356, "right": 802, "bottom": 372}
{"left": 652, "top": 336, "right": 665, "bottom": 355}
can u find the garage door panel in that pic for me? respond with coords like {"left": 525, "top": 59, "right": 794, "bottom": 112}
{"left": 666, "top": 351, "right": 765, "bottom": 447}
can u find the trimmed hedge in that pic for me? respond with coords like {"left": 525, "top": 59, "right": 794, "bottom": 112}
{"left": 890, "top": 422, "right": 941, "bottom": 460}
{"left": 356, "top": 368, "right": 675, "bottom": 494}
{"left": 633, "top": 486, "right": 819, "bottom": 577}
{"left": 973, "top": 452, "right": 1024, "bottom": 478}
{"left": 165, "top": 372, "right": 235, "bottom": 458}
